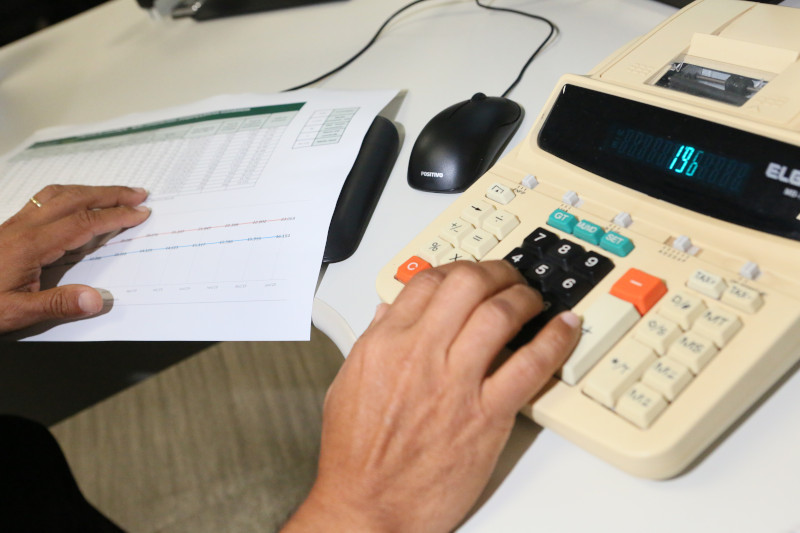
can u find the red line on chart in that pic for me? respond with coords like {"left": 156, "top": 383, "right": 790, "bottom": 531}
{"left": 106, "top": 217, "right": 296, "bottom": 247}
{"left": 52, "top": 233, "right": 292, "bottom": 268}
{"left": 56, "top": 216, "right": 297, "bottom": 263}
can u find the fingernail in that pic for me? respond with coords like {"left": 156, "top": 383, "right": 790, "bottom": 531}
{"left": 78, "top": 291, "right": 103, "bottom": 314}
{"left": 559, "top": 311, "right": 582, "bottom": 329}
{"left": 134, "top": 205, "right": 151, "bottom": 213}
{"left": 132, "top": 187, "right": 148, "bottom": 195}
{"left": 97, "top": 289, "right": 114, "bottom": 310}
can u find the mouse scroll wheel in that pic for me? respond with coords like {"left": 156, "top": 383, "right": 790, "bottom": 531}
{"left": 471, "top": 93, "right": 487, "bottom": 102}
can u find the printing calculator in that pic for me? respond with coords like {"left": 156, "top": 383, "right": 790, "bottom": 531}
{"left": 376, "top": 0, "right": 800, "bottom": 479}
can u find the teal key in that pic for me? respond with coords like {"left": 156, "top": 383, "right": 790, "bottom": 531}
{"left": 573, "top": 219, "right": 605, "bottom": 245}
{"left": 600, "top": 231, "right": 634, "bottom": 257}
{"left": 547, "top": 209, "right": 578, "bottom": 233}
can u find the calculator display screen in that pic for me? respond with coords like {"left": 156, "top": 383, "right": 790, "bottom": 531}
{"left": 537, "top": 84, "right": 800, "bottom": 242}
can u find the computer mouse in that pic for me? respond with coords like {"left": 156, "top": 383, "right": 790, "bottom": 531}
{"left": 407, "top": 92, "right": 523, "bottom": 193}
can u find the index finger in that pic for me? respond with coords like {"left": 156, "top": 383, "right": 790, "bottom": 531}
{"left": 384, "top": 261, "right": 524, "bottom": 335}
{"left": 34, "top": 205, "right": 151, "bottom": 265}
{"left": 418, "top": 260, "right": 528, "bottom": 345}
{"left": 24, "top": 185, "right": 149, "bottom": 222}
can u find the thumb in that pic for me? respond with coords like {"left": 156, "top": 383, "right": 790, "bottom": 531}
{"left": 482, "top": 311, "right": 583, "bottom": 418}
{"left": 0, "top": 285, "right": 105, "bottom": 334}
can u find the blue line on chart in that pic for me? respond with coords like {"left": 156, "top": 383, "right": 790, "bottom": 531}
{"left": 50, "top": 234, "right": 291, "bottom": 268}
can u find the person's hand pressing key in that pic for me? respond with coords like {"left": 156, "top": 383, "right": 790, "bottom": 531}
{"left": 282, "top": 260, "right": 582, "bottom": 533}
{"left": 0, "top": 185, "right": 150, "bottom": 333}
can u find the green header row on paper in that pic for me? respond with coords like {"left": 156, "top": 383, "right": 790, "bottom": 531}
{"left": 28, "top": 102, "right": 307, "bottom": 149}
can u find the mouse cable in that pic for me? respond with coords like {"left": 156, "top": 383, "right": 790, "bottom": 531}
{"left": 282, "top": 0, "right": 559, "bottom": 96}
{"left": 283, "top": 0, "right": 432, "bottom": 92}
{"left": 474, "top": 0, "right": 558, "bottom": 97}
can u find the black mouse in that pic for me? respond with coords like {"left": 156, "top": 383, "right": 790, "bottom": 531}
{"left": 407, "top": 93, "right": 523, "bottom": 193}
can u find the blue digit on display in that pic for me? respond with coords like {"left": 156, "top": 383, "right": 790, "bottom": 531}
{"left": 668, "top": 145, "right": 684, "bottom": 171}
{"left": 669, "top": 144, "right": 695, "bottom": 175}
{"left": 685, "top": 149, "right": 702, "bottom": 177}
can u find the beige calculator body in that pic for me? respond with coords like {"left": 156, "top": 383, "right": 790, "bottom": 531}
{"left": 376, "top": 0, "right": 800, "bottom": 479}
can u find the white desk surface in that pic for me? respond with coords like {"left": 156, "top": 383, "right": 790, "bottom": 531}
{"left": 2, "top": 1, "right": 799, "bottom": 531}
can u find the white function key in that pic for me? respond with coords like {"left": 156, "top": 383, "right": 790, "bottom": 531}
{"left": 633, "top": 315, "right": 682, "bottom": 355}
{"left": 486, "top": 182, "right": 515, "bottom": 205}
{"left": 522, "top": 174, "right": 539, "bottom": 189}
{"left": 418, "top": 239, "right": 453, "bottom": 267}
{"left": 460, "top": 228, "right": 499, "bottom": 259}
{"left": 672, "top": 235, "right": 693, "bottom": 253}
{"left": 687, "top": 269, "right": 727, "bottom": 299}
{"left": 440, "top": 248, "right": 476, "bottom": 264}
{"left": 616, "top": 382, "right": 668, "bottom": 429}
{"left": 439, "top": 218, "right": 473, "bottom": 247}
{"left": 721, "top": 282, "right": 763, "bottom": 313}
{"left": 667, "top": 331, "right": 718, "bottom": 373}
{"left": 583, "top": 340, "right": 658, "bottom": 409}
{"left": 613, "top": 212, "right": 633, "bottom": 228}
{"left": 482, "top": 209, "right": 519, "bottom": 239}
{"left": 560, "top": 294, "right": 640, "bottom": 386}
{"left": 658, "top": 291, "right": 706, "bottom": 329}
{"left": 461, "top": 200, "right": 495, "bottom": 226}
{"left": 641, "top": 357, "right": 693, "bottom": 401}
{"left": 739, "top": 261, "right": 761, "bottom": 280}
{"left": 562, "top": 190, "right": 580, "bottom": 207}
{"left": 693, "top": 307, "right": 742, "bottom": 347}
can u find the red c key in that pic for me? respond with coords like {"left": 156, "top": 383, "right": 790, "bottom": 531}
{"left": 395, "top": 256, "right": 432, "bottom": 284}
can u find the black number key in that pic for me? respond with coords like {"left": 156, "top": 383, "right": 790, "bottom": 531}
{"left": 568, "top": 250, "right": 614, "bottom": 284}
{"left": 524, "top": 260, "right": 561, "bottom": 292}
{"left": 522, "top": 227, "right": 560, "bottom": 257}
{"left": 503, "top": 247, "right": 539, "bottom": 272}
{"left": 508, "top": 297, "right": 568, "bottom": 350}
{"left": 548, "top": 271, "right": 592, "bottom": 308}
{"left": 545, "top": 239, "right": 585, "bottom": 270}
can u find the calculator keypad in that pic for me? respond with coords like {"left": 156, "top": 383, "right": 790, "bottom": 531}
{"left": 584, "top": 267, "right": 749, "bottom": 429}
{"left": 505, "top": 227, "right": 615, "bottom": 347}
{"left": 582, "top": 340, "right": 657, "bottom": 409}
{"left": 391, "top": 190, "right": 761, "bottom": 433}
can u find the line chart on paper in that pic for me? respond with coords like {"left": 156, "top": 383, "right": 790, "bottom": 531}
{"left": 55, "top": 217, "right": 293, "bottom": 266}
{"left": 42, "top": 203, "right": 313, "bottom": 307}
{"left": 0, "top": 88, "right": 400, "bottom": 340}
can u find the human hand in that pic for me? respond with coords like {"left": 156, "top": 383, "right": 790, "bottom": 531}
{"left": 283, "top": 260, "right": 581, "bottom": 533}
{"left": 0, "top": 185, "right": 150, "bottom": 333}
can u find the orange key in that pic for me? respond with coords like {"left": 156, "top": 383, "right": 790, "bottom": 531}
{"left": 610, "top": 268, "right": 667, "bottom": 315}
{"left": 395, "top": 256, "right": 432, "bottom": 284}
